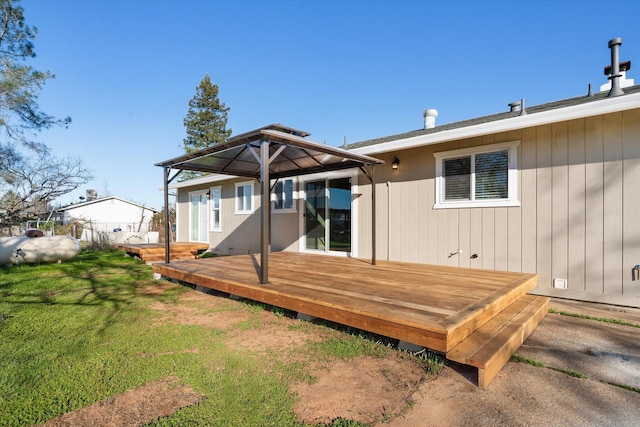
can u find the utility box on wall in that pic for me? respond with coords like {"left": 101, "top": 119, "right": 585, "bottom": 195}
{"left": 553, "top": 278, "right": 568, "bottom": 290}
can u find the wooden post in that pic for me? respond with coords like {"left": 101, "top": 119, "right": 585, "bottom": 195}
{"left": 371, "top": 165, "right": 376, "bottom": 266}
{"left": 260, "top": 139, "right": 270, "bottom": 284}
{"left": 163, "top": 167, "right": 170, "bottom": 264}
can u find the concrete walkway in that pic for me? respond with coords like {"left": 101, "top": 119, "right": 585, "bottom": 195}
{"left": 386, "top": 298, "right": 640, "bottom": 426}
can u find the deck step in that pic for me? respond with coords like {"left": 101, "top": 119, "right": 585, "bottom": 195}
{"left": 446, "top": 294, "right": 549, "bottom": 389}
{"left": 118, "top": 243, "right": 209, "bottom": 264}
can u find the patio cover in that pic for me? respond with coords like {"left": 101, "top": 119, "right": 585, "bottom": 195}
{"left": 155, "top": 124, "right": 384, "bottom": 284}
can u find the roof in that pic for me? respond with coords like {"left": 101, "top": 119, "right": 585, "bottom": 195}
{"left": 58, "top": 196, "right": 160, "bottom": 213}
{"left": 348, "top": 85, "right": 640, "bottom": 155}
{"left": 156, "top": 124, "right": 384, "bottom": 179}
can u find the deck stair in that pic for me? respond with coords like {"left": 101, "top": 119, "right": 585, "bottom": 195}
{"left": 446, "top": 294, "right": 549, "bottom": 388}
{"left": 118, "top": 243, "right": 209, "bottom": 263}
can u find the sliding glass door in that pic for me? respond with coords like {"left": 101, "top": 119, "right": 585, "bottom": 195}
{"left": 304, "top": 177, "right": 351, "bottom": 253}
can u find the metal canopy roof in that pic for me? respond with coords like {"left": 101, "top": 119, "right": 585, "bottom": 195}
{"left": 156, "top": 124, "right": 383, "bottom": 285}
{"left": 155, "top": 124, "right": 384, "bottom": 179}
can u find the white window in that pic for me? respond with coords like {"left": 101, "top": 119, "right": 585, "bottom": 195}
{"left": 235, "top": 181, "right": 254, "bottom": 214}
{"left": 210, "top": 186, "right": 221, "bottom": 231}
{"left": 272, "top": 178, "right": 296, "bottom": 213}
{"left": 433, "top": 141, "right": 520, "bottom": 209}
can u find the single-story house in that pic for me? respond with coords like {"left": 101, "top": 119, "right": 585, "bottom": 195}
{"left": 166, "top": 45, "right": 639, "bottom": 308}
{"left": 59, "top": 194, "right": 159, "bottom": 242}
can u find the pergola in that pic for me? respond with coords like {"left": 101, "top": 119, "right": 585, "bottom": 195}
{"left": 155, "top": 124, "right": 384, "bottom": 284}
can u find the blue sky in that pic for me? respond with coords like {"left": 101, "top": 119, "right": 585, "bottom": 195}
{"left": 21, "top": 0, "right": 640, "bottom": 210}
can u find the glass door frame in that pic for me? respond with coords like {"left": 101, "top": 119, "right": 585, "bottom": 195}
{"left": 299, "top": 170, "right": 359, "bottom": 257}
{"left": 188, "top": 189, "right": 209, "bottom": 243}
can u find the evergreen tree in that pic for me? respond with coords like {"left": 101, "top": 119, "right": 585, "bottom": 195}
{"left": 0, "top": 0, "right": 70, "bottom": 146}
{"left": 0, "top": 0, "right": 89, "bottom": 227}
{"left": 182, "top": 74, "right": 231, "bottom": 154}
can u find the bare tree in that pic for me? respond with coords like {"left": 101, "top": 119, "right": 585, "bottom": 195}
{"left": 0, "top": 144, "right": 91, "bottom": 224}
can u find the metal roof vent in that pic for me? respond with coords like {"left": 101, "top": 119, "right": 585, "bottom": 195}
{"left": 423, "top": 108, "right": 438, "bottom": 129}
{"left": 508, "top": 99, "right": 526, "bottom": 115}
{"left": 605, "top": 37, "right": 626, "bottom": 97}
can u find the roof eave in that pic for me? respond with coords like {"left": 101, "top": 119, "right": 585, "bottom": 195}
{"left": 350, "top": 92, "right": 640, "bottom": 156}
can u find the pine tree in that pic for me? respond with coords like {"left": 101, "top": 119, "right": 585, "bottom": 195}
{"left": 182, "top": 74, "right": 231, "bottom": 154}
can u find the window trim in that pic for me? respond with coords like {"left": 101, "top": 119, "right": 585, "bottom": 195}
{"left": 271, "top": 178, "right": 297, "bottom": 214}
{"left": 433, "top": 141, "right": 520, "bottom": 209}
{"left": 234, "top": 180, "right": 254, "bottom": 214}
{"left": 210, "top": 186, "right": 222, "bottom": 231}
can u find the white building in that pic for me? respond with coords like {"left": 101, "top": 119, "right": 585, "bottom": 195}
{"left": 59, "top": 195, "right": 159, "bottom": 242}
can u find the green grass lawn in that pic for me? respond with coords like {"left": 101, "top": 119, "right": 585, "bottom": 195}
{"left": 0, "top": 249, "right": 431, "bottom": 427}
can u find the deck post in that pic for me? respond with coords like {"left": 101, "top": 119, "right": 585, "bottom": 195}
{"left": 259, "top": 139, "right": 270, "bottom": 284}
{"left": 371, "top": 165, "right": 376, "bottom": 265}
{"left": 163, "top": 167, "right": 170, "bottom": 264}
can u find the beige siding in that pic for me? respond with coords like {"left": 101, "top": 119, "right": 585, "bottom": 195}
{"left": 176, "top": 178, "right": 300, "bottom": 255}
{"left": 622, "top": 109, "right": 640, "bottom": 298}
{"left": 520, "top": 127, "right": 537, "bottom": 274}
{"left": 567, "top": 119, "right": 586, "bottom": 291}
{"left": 584, "top": 115, "right": 604, "bottom": 292}
{"left": 536, "top": 124, "right": 553, "bottom": 289}
{"left": 358, "top": 109, "right": 640, "bottom": 307}
{"left": 603, "top": 112, "right": 624, "bottom": 297}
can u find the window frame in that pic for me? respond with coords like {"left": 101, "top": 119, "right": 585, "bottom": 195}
{"left": 271, "top": 178, "right": 297, "bottom": 214}
{"left": 210, "top": 186, "right": 222, "bottom": 231}
{"left": 433, "top": 140, "right": 520, "bottom": 209}
{"left": 234, "top": 180, "right": 254, "bottom": 214}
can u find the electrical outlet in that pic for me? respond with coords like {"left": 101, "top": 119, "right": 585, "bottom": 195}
{"left": 553, "top": 278, "right": 567, "bottom": 289}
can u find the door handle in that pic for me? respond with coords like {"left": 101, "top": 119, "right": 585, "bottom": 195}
{"left": 633, "top": 265, "right": 640, "bottom": 281}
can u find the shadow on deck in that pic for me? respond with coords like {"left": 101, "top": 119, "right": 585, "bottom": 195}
{"left": 151, "top": 252, "right": 548, "bottom": 388}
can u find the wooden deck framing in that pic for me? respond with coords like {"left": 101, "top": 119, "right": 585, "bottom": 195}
{"left": 151, "top": 252, "right": 549, "bottom": 388}
{"left": 119, "top": 242, "right": 209, "bottom": 263}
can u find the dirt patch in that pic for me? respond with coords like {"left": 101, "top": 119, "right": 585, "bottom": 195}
{"left": 149, "top": 288, "right": 252, "bottom": 329}
{"left": 42, "top": 283, "right": 430, "bottom": 426}
{"left": 225, "top": 311, "right": 322, "bottom": 355}
{"left": 38, "top": 377, "right": 205, "bottom": 427}
{"left": 291, "top": 355, "right": 426, "bottom": 425}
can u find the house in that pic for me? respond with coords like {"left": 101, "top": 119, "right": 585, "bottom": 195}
{"left": 167, "top": 40, "right": 639, "bottom": 308}
{"left": 59, "top": 192, "right": 159, "bottom": 243}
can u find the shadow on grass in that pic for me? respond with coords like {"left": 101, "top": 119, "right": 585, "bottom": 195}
{"left": 0, "top": 248, "right": 179, "bottom": 334}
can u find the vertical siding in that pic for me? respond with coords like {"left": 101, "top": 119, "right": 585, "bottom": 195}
{"left": 351, "top": 109, "right": 639, "bottom": 307}
{"left": 520, "top": 127, "right": 537, "bottom": 274}
{"left": 602, "top": 112, "right": 624, "bottom": 296}
{"left": 551, "top": 122, "right": 569, "bottom": 284}
{"left": 536, "top": 125, "right": 553, "bottom": 289}
{"left": 622, "top": 109, "right": 640, "bottom": 297}
{"left": 584, "top": 115, "right": 604, "bottom": 292}
{"left": 567, "top": 119, "right": 586, "bottom": 291}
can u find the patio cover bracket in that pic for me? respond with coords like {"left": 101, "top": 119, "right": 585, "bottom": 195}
{"left": 166, "top": 169, "right": 182, "bottom": 184}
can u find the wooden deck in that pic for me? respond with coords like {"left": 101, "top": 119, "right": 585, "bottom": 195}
{"left": 151, "top": 252, "right": 549, "bottom": 388}
{"left": 119, "top": 242, "right": 209, "bottom": 263}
